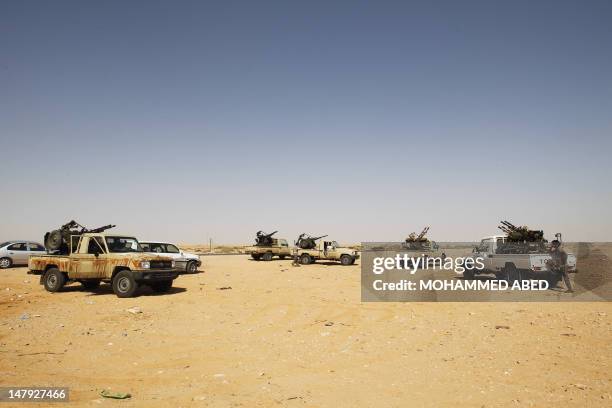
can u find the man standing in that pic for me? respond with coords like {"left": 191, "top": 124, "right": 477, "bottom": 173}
{"left": 549, "top": 240, "right": 573, "bottom": 293}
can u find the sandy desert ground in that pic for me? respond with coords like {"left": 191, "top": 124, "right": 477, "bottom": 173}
{"left": 1, "top": 245, "right": 611, "bottom": 407}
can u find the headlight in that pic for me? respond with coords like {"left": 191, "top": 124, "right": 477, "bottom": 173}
{"left": 171, "top": 260, "right": 176, "bottom": 268}
{"left": 140, "top": 261, "right": 150, "bottom": 269}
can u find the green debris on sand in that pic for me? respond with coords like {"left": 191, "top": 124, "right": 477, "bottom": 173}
{"left": 100, "top": 390, "right": 132, "bottom": 399}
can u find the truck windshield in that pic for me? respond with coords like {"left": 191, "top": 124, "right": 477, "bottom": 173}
{"left": 105, "top": 237, "right": 143, "bottom": 253}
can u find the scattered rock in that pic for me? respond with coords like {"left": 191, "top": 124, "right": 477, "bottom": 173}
{"left": 127, "top": 307, "right": 142, "bottom": 314}
{"left": 217, "top": 287, "right": 232, "bottom": 290}
{"left": 495, "top": 325, "right": 510, "bottom": 330}
{"left": 100, "top": 390, "right": 131, "bottom": 399}
{"left": 324, "top": 322, "right": 334, "bottom": 327}
{"left": 560, "top": 333, "right": 576, "bottom": 337}
{"left": 19, "top": 313, "right": 29, "bottom": 320}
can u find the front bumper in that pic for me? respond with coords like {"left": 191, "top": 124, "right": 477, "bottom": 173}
{"left": 175, "top": 259, "right": 202, "bottom": 272}
{"left": 132, "top": 269, "right": 178, "bottom": 281}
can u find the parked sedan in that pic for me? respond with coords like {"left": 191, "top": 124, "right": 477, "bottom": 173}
{"left": 140, "top": 241, "right": 201, "bottom": 273}
{"left": 0, "top": 241, "right": 47, "bottom": 269}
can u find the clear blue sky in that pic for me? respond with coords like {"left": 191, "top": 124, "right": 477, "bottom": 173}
{"left": 1, "top": 0, "right": 611, "bottom": 243}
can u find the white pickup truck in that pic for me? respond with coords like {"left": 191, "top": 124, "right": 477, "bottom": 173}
{"left": 467, "top": 235, "right": 576, "bottom": 282}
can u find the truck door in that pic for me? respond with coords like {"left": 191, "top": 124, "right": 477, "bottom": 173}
{"left": 71, "top": 236, "right": 108, "bottom": 279}
{"left": 476, "top": 239, "right": 495, "bottom": 271}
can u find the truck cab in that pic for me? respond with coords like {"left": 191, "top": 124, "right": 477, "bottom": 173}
{"left": 473, "top": 235, "right": 507, "bottom": 272}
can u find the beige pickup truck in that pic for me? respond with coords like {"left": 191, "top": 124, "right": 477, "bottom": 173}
{"left": 28, "top": 233, "right": 178, "bottom": 298}
{"left": 247, "top": 238, "right": 291, "bottom": 261}
{"left": 294, "top": 239, "right": 359, "bottom": 265}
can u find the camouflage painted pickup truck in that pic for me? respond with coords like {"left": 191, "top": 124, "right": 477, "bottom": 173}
{"left": 246, "top": 238, "right": 291, "bottom": 261}
{"left": 294, "top": 239, "right": 359, "bottom": 265}
{"left": 28, "top": 233, "right": 178, "bottom": 298}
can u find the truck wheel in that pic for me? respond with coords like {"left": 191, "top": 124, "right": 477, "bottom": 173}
{"left": 503, "top": 264, "right": 521, "bottom": 283}
{"left": 0, "top": 257, "right": 12, "bottom": 269}
{"left": 300, "top": 254, "right": 312, "bottom": 265}
{"left": 463, "top": 270, "right": 475, "bottom": 280}
{"left": 340, "top": 255, "right": 352, "bottom": 265}
{"left": 81, "top": 280, "right": 101, "bottom": 290}
{"left": 150, "top": 280, "right": 173, "bottom": 293}
{"left": 186, "top": 261, "right": 198, "bottom": 273}
{"left": 547, "top": 273, "right": 562, "bottom": 288}
{"left": 251, "top": 254, "right": 261, "bottom": 261}
{"left": 112, "top": 270, "right": 138, "bottom": 298}
{"left": 43, "top": 268, "right": 66, "bottom": 292}
{"left": 279, "top": 255, "right": 286, "bottom": 260}
{"left": 262, "top": 252, "right": 273, "bottom": 261}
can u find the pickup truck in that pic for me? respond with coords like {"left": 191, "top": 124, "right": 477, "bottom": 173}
{"left": 294, "top": 239, "right": 359, "bottom": 265}
{"left": 467, "top": 235, "right": 577, "bottom": 282}
{"left": 247, "top": 238, "right": 291, "bottom": 261}
{"left": 28, "top": 233, "right": 179, "bottom": 298}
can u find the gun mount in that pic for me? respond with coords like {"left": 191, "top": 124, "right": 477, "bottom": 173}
{"left": 255, "top": 230, "right": 278, "bottom": 246}
{"left": 44, "top": 220, "right": 116, "bottom": 255}
{"left": 295, "top": 233, "right": 328, "bottom": 250}
{"left": 496, "top": 220, "right": 547, "bottom": 254}
{"left": 403, "top": 226, "right": 435, "bottom": 250}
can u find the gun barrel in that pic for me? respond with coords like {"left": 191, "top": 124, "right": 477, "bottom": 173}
{"left": 87, "top": 224, "right": 116, "bottom": 233}
{"left": 501, "top": 220, "right": 517, "bottom": 230}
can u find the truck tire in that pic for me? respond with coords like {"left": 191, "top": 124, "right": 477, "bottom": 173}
{"left": 150, "top": 280, "right": 173, "bottom": 293}
{"left": 112, "top": 270, "right": 138, "bottom": 298}
{"left": 547, "top": 272, "right": 562, "bottom": 289}
{"left": 81, "top": 280, "right": 101, "bottom": 290}
{"left": 279, "top": 255, "right": 286, "bottom": 260}
{"left": 262, "top": 252, "right": 273, "bottom": 261}
{"left": 503, "top": 264, "right": 521, "bottom": 283}
{"left": 43, "top": 268, "right": 66, "bottom": 292}
{"left": 300, "top": 254, "right": 312, "bottom": 265}
{"left": 251, "top": 254, "right": 261, "bottom": 261}
{"left": 462, "top": 270, "right": 475, "bottom": 280}
{"left": 340, "top": 255, "right": 352, "bottom": 265}
{"left": 0, "top": 257, "right": 12, "bottom": 269}
{"left": 186, "top": 261, "right": 198, "bottom": 273}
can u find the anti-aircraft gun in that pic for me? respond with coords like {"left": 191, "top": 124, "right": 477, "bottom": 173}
{"left": 295, "top": 233, "right": 328, "bottom": 250}
{"left": 44, "top": 220, "right": 116, "bottom": 255}
{"left": 403, "top": 227, "right": 435, "bottom": 250}
{"left": 255, "top": 230, "right": 278, "bottom": 247}
{"left": 496, "top": 220, "right": 547, "bottom": 254}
